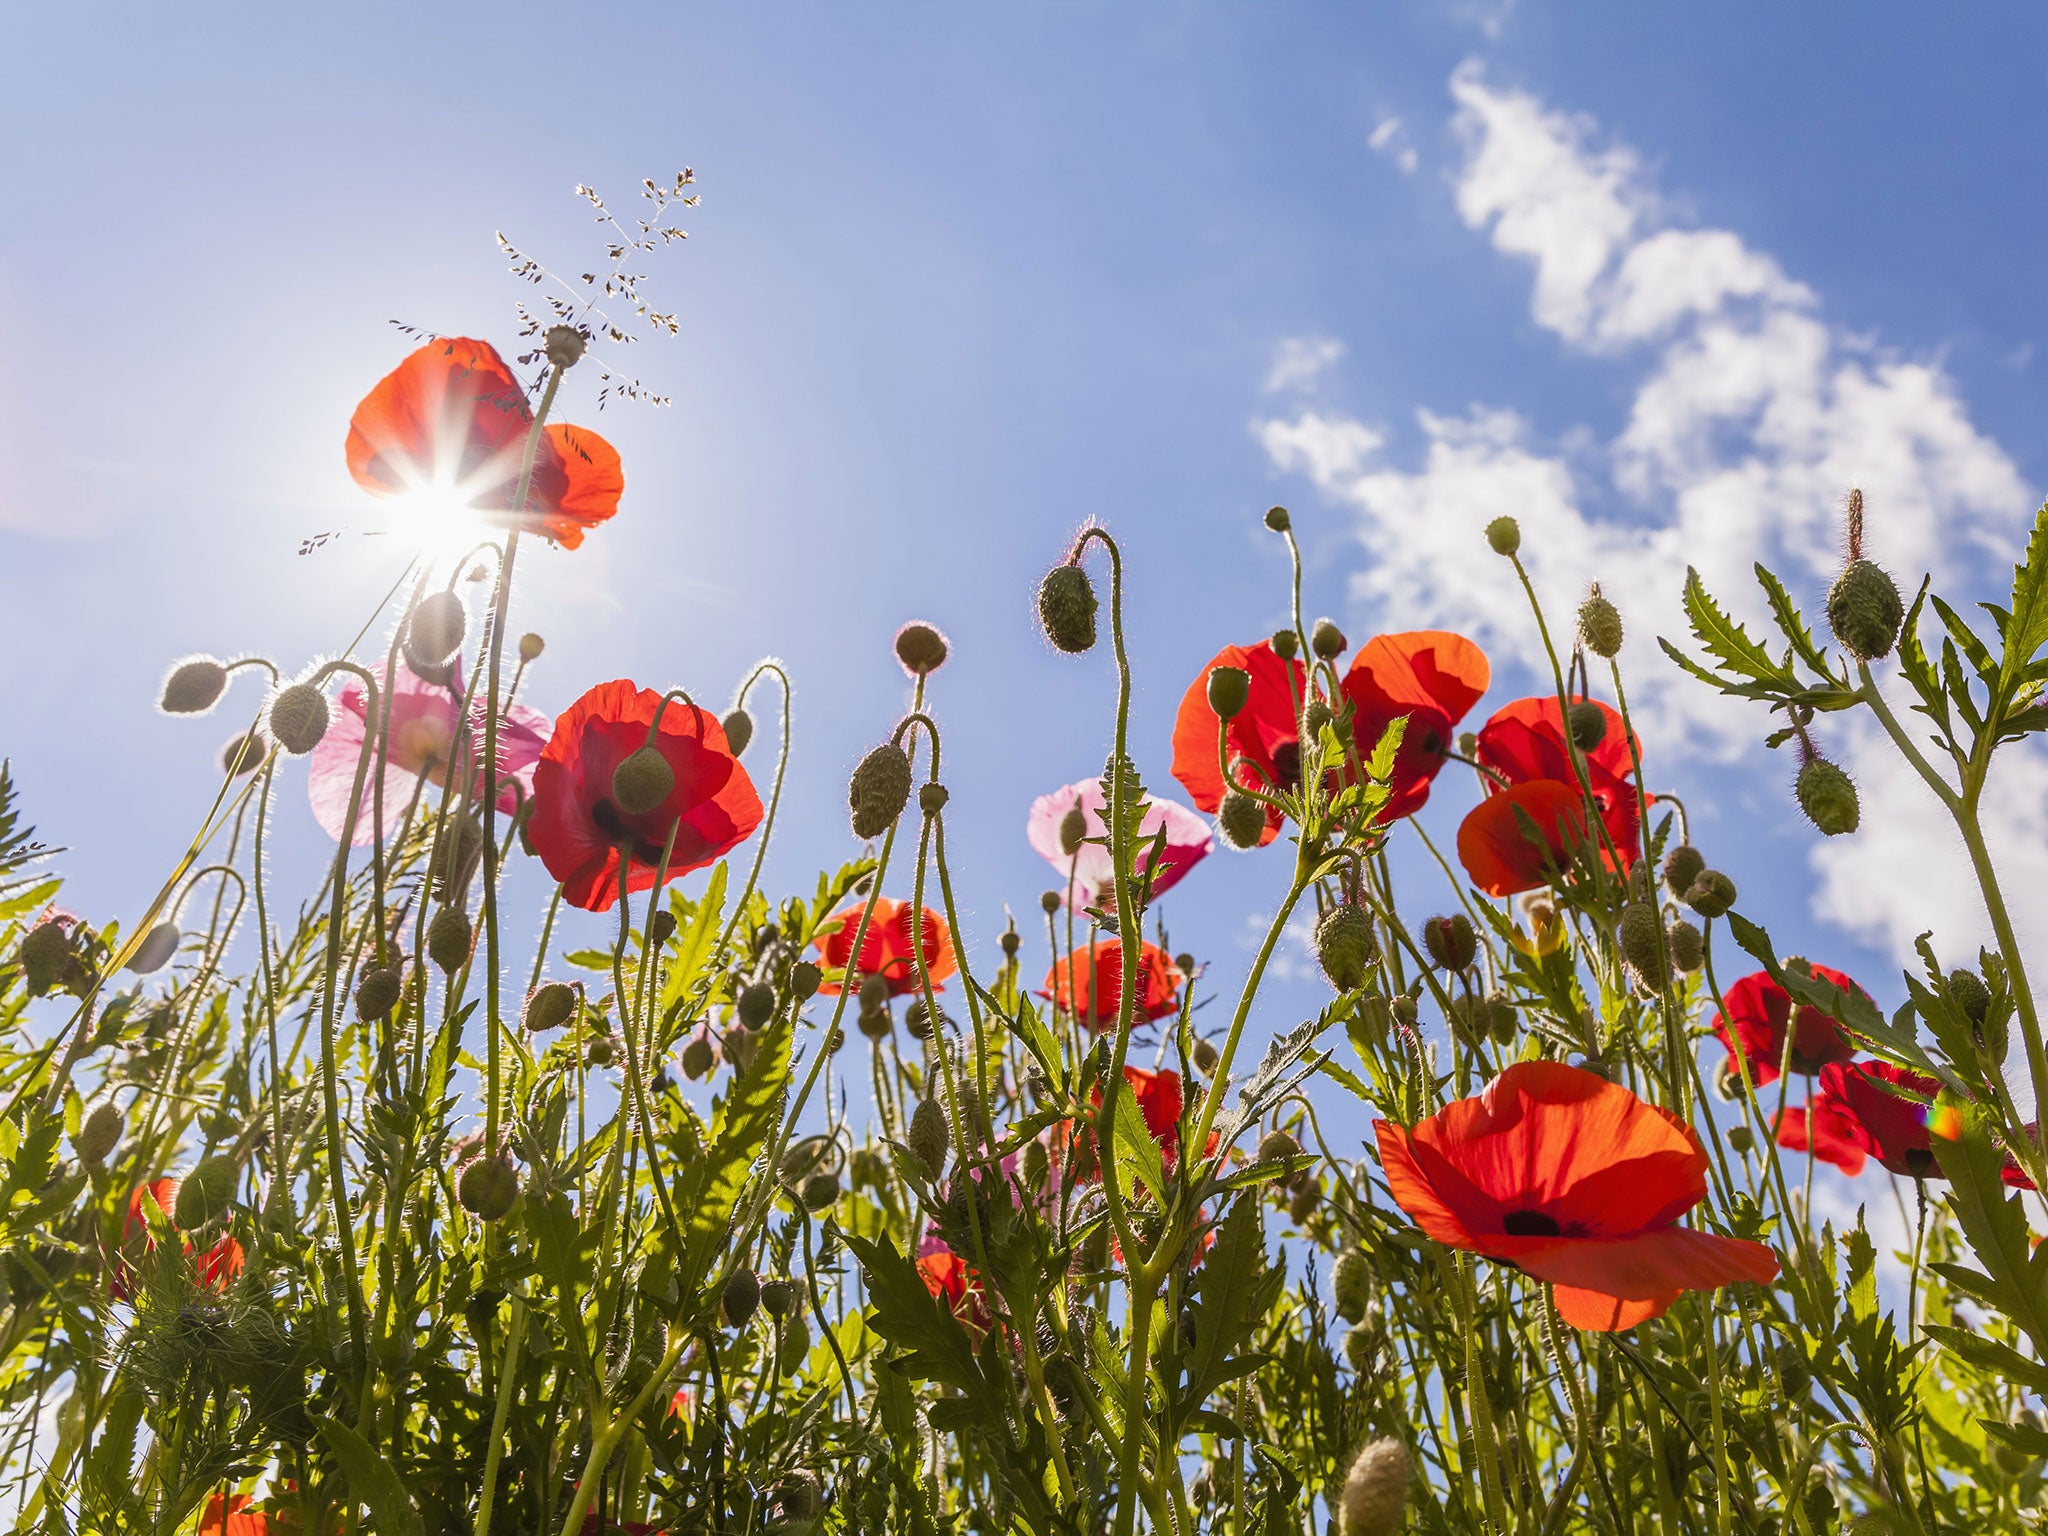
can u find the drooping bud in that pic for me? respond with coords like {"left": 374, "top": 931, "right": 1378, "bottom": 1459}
{"left": 1567, "top": 700, "right": 1607, "bottom": 751}
{"left": 427, "top": 907, "right": 473, "bottom": 975}
{"left": 1485, "top": 992, "right": 1519, "bottom": 1046}
{"left": 1264, "top": 506, "right": 1291, "bottom": 532}
{"left": 1270, "top": 629, "right": 1300, "bottom": 661}
{"left": 1663, "top": 844, "right": 1706, "bottom": 897}
{"left": 681, "top": 1033, "right": 716, "bottom": 1079}
{"left": 523, "top": 980, "right": 577, "bottom": 1032}
{"left": 1332, "top": 1250, "right": 1372, "bottom": 1324}
{"left": 611, "top": 744, "right": 675, "bottom": 818}
{"left": 1217, "top": 792, "right": 1267, "bottom": 851}
{"left": 721, "top": 1266, "right": 761, "bottom": 1327}
{"left": 908, "top": 1098, "right": 950, "bottom": 1180}
{"left": 355, "top": 964, "right": 404, "bottom": 1022}
{"left": 775, "top": 1471, "right": 823, "bottom": 1523}
{"left": 1343, "top": 1317, "right": 1380, "bottom": 1373}
{"left": 1578, "top": 591, "right": 1624, "bottom": 659}
{"left": 457, "top": 1154, "right": 519, "bottom": 1221}
{"left": 1484, "top": 516, "right": 1520, "bottom": 557}
{"left": 1192, "top": 1038, "right": 1220, "bottom": 1075}
{"left": 733, "top": 982, "right": 774, "bottom": 1029}
{"left": 161, "top": 657, "right": 229, "bottom": 715}
{"left": 544, "top": 325, "right": 587, "bottom": 370}
{"left": 800, "top": 1172, "right": 840, "bottom": 1211}
{"left": 1058, "top": 806, "right": 1088, "bottom": 858}
{"left": 219, "top": 729, "right": 268, "bottom": 776}
{"left": 858, "top": 973, "right": 891, "bottom": 1021}
{"left": 1827, "top": 560, "right": 1905, "bottom": 662}
{"left": 1339, "top": 1437, "right": 1412, "bottom": 1536}
{"left": 850, "top": 742, "right": 914, "bottom": 840}
{"left": 1303, "top": 699, "right": 1333, "bottom": 740}
{"left": 175, "top": 1156, "right": 239, "bottom": 1227}
{"left": 1947, "top": 968, "right": 1991, "bottom": 1026}
{"left": 76, "top": 1103, "right": 123, "bottom": 1165}
{"left": 1422, "top": 914, "right": 1476, "bottom": 972}
{"left": 1686, "top": 870, "right": 1738, "bottom": 918}
{"left": 404, "top": 591, "right": 466, "bottom": 671}
{"left": 1039, "top": 889, "right": 1063, "bottom": 915}
{"left": 1311, "top": 619, "right": 1347, "bottom": 661}
{"left": 1037, "top": 563, "right": 1099, "bottom": 654}
{"left": 1667, "top": 920, "right": 1705, "bottom": 974}
{"left": 1796, "top": 756, "right": 1859, "bottom": 836}
{"left": 518, "top": 632, "right": 545, "bottom": 663}
{"left": 1618, "top": 901, "right": 1669, "bottom": 987}
{"left": 760, "top": 1277, "right": 796, "bottom": 1320}
{"left": 1207, "top": 665, "right": 1250, "bottom": 720}
{"left": 1256, "top": 1130, "right": 1299, "bottom": 1164}
{"left": 721, "top": 708, "right": 754, "bottom": 756}
{"left": 19, "top": 919, "right": 76, "bottom": 996}
{"left": 268, "top": 683, "right": 331, "bottom": 755}
{"left": 1314, "top": 904, "right": 1378, "bottom": 992}
{"left": 127, "top": 921, "right": 181, "bottom": 976}
{"left": 894, "top": 622, "right": 950, "bottom": 676}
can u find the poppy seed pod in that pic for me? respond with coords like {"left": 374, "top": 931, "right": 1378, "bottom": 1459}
{"left": 919, "top": 782, "right": 949, "bottom": 814}
{"left": 404, "top": 591, "right": 467, "bottom": 670}
{"left": 75, "top": 1102, "right": 123, "bottom": 1166}
{"left": 426, "top": 907, "right": 473, "bottom": 975}
{"left": 544, "top": 324, "right": 586, "bottom": 370}
{"left": 1037, "top": 563, "right": 1099, "bottom": 654}
{"left": 894, "top": 621, "right": 950, "bottom": 675}
{"left": 1484, "top": 516, "right": 1521, "bottom": 557}
{"left": 174, "top": 1156, "right": 239, "bottom": 1228}
{"left": 1339, "top": 1437, "right": 1412, "bottom": 1536}
{"left": 1618, "top": 901, "right": 1668, "bottom": 987}
{"left": 523, "top": 980, "right": 577, "bottom": 1032}
{"left": 1827, "top": 559, "right": 1905, "bottom": 662}
{"left": 1726, "top": 1124, "right": 1754, "bottom": 1154}
{"left": 457, "top": 1155, "right": 519, "bottom": 1221}
{"left": 611, "top": 744, "right": 676, "bottom": 818}
{"left": 1796, "top": 757, "right": 1860, "bottom": 836}
{"left": 1311, "top": 618, "right": 1347, "bottom": 661}
{"left": 268, "top": 682, "right": 331, "bottom": 755}
{"left": 1264, "top": 505, "right": 1291, "bottom": 531}
{"left": 1947, "top": 967, "right": 1991, "bottom": 1026}
{"left": 355, "top": 964, "right": 404, "bottom": 1022}
{"left": 161, "top": 657, "right": 230, "bottom": 715}
{"left": 1422, "top": 913, "right": 1476, "bottom": 972}
{"left": 1314, "top": 903, "right": 1378, "bottom": 992}
{"left": 1663, "top": 843, "right": 1706, "bottom": 897}
{"left": 1256, "top": 1130, "right": 1299, "bottom": 1164}
{"left": 219, "top": 729, "right": 268, "bottom": 777}
{"left": 1668, "top": 920, "right": 1705, "bottom": 974}
{"left": 849, "top": 742, "right": 914, "bottom": 840}
{"left": 1332, "top": 1250, "right": 1372, "bottom": 1324}
{"left": 736, "top": 982, "right": 776, "bottom": 1029}
{"left": 721, "top": 707, "right": 754, "bottom": 757}
{"left": 681, "top": 1034, "right": 716, "bottom": 1079}
{"left": 1578, "top": 593, "right": 1624, "bottom": 659}
{"left": 518, "top": 632, "right": 545, "bottom": 663}
{"left": 1567, "top": 700, "right": 1608, "bottom": 751}
{"left": 1217, "top": 792, "right": 1267, "bottom": 851}
{"left": 908, "top": 1097, "right": 950, "bottom": 1181}
{"left": 127, "top": 920, "right": 181, "bottom": 976}
{"left": 1208, "top": 666, "right": 1251, "bottom": 721}
{"left": 1058, "top": 806, "right": 1088, "bottom": 858}
{"left": 1270, "top": 629, "right": 1300, "bottom": 661}
{"left": 1039, "top": 889, "right": 1062, "bottom": 914}
{"left": 1686, "top": 870, "right": 1738, "bottom": 918}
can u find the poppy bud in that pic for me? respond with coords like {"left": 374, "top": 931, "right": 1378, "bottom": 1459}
{"left": 19, "top": 919, "right": 75, "bottom": 995}
{"left": 457, "top": 1154, "right": 520, "bottom": 1221}
{"left": 1796, "top": 756, "right": 1859, "bottom": 836}
{"left": 1000, "top": 929, "right": 1021, "bottom": 957}
{"left": 849, "top": 742, "right": 914, "bottom": 839}
{"left": 161, "top": 657, "right": 230, "bottom": 715}
{"left": 681, "top": 1034, "right": 716, "bottom": 1079}
{"left": 1578, "top": 592, "right": 1624, "bottom": 659}
{"left": 1342, "top": 1317, "right": 1381, "bottom": 1374}
{"left": 1058, "top": 806, "right": 1088, "bottom": 858}
{"left": 905, "top": 996, "right": 939, "bottom": 1040}
{"left": 1685, "top": 870, "right": 1738, "bottom": 918}
{"left": 1314, "top": 903, "right": 1378, "bottom": 992}
{"left": 1304, "top": 699, "right": 1333, "bottom": 739}
{"left": 919, "top": 782, "right": 949, "bottom": 814}
{"left": 800, "top": 1172, "right": 840, "bottom": 1211}
{"left": 268, "top": 682, "right": 331, "bottom": 755}
{"left": 219, "top": 729, "right": 268, "bottom": 777}
{"left": 175, "top": 1155, "right": 239, "bottom": 1227}
{"left": 648, "top": 910, "right": 676, "bottom": 946}
{"left": 1037, "top": 563, "right": 1099, "bottom": 654}
{"left": 1422, "top": 914, "right": 1476, "bottom": 972}
{"left": 736, "top": 982, "right": 776, "bottom": 1029}
{"left": 355, "top": 964, "right": 404, "bottom": 1022}
{"left": 1193, "top": 1038, "right": 1220, "bottom": 1075}
{"left": 1207, "top": 665, "right": 1250, "bottom": 720}
{"left": 519, "top": 632, "right": 545, "bottom": 663}
{"left": 610, "top": 744, "right": 675, "bottom": 819}
{"left": 777, "top": 1310, "right": 811, "bottom": 1373}
{"left": 76, "top": 1103, "right": 123, "bottom": 1165}
{"left": 721, "top": 1266, "right": 760, "bottom": 1327}
{"left": 1339, "top": 1437, "right": 1411, "bottom": 1536}
{"left": 404, "top": 591, "right": 466, "bottom": 671}
{"left": 1311, "top": 618, "right": 1347, "bottom": 660}
{"left": 721, "top": 707, "right": 754, "bottom": 756}
{"left": 909, "top": 1097, "right": 950, "bottom": 1181}
{"left": 427, "top": 907, "right": 473, "bottom": 975}
{"left": 1288, "top": 1176, "right": 1322, "bottom": 1224}
{"left": 544, "top": 325, "right": 587, "bottom": 370}
{"left": 1663, "top": 844, "right": 1706, "bottom": 897}
{"left": 1827, "top": 559, "right": 1904, "bottom": 662}
{"left": 1256, "top": 1130, "right": 1299, "bottom": 1164}
{"left": 1618, "top": 901, "right": 1668, "bottom": 987}
{"left": 1567, "top": 700, "right": 1607, "bottom": 751}
{"left": 786, "top": 960, "right": 820, "bottom": 1000}
{"left": 1947, "top": 967, "right": 1991, "bottom": 1026}
{"left": 1332, "top": 1250, "right": 1372, "bottom": 1324}
{"left": 523, "top": 980, "right": 577, "bottom": 1032}
{"left": 858, "top": 972, "right": 891, "bottom": 1019}
{"left": 1485, "top": 993, "right": 1518, "bottom": 1046}
{"left": 1727, "top": 1125, "right": 1754, "bottom": 1154}
{"left": 1039, "top": 889, "right": 1062, "bottom": 914}
{"left": 758, "top": 1277, "right": 796, "bottom": 1320}
{"left": 1271, "top": 629, "right": 1300, "bottom": 661}
{"left": 1217, "top": 792, "right": 1267, "bottom": 851}
{"left": 127, "top": 920, "right": 181, "bottom": 976}
{"left": 1667, "top": 920, "right": 1705, "bottom": 974}
{"left": 716, "top": 1024, "right": 747, "bottom": 1071}
{"left": 1484, "top": 517, "right": 1520, "bottom": 557}
{"left": 1264, "top": 506, "right": 1291, "bottom": 532}
{"left": 1021, "top": 1137, "right": 1051, "bottom": 1190}
{"left": 894, "top": 621, "right": 950, "bottom": 675}
{"left": 775, "top": 1471, "right": 823, "bottom": 1522}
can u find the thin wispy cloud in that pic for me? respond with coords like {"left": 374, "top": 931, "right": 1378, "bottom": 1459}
{"left": 1264, "top": 335, "right": 1346, "bottom": 394}
{"left": 1369, "top": 114, "right": 1418, "bottom": 175}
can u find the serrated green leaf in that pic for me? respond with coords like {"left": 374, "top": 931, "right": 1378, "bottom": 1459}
{"left": 316, "top": 1414, "right": 425, "bottom": 1536}
{"left": 1109, "top": 1076, "right": 1166, "bottom": 1205}
{"left": 1931, "top": 594, "right": 2000, "bottom": 686}
{"left": 1682, "top": 566, "right": 1790, "bottom": 684}
{"left": 675, "top": 1009, "right": 792, "bottom": 1299}
{"left": 1754, "top": 562, "right": 1837, "bottom": 678}
{"left": 2001, "top": 503, "right": 2048, "bottom": 685}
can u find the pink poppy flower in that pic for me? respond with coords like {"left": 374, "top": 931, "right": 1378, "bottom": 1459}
{"left": 1026, "top": 779, "right": 1213, "bottom": 910}
{"left": 309, "top": 656, "right": 551, "bottom": 846}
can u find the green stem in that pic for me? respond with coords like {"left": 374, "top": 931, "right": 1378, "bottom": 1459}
{"left": 473, "top": 1295, "right": 529, "bottom": 1536}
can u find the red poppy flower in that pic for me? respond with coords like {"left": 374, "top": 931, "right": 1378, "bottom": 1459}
{"left": 1374, "top": 1061, "right": 1778, "bottom": 1331}
{"left": 200, "top": 1495, "right": 281, "bottom": 1536}
{"left": 1816, "top": 1061, "right": 1944, "bottom": 1178}
{"left": 1455, "top": 781, "right": 1596, "bottom": 897}
{"left": 918, "top": 1243, "right": 994, "bottom": 1335}
{"left": 1169, "top": 641, "right": 1307, "bottom": 847}
{"left": 812, "top": 898, "right": 958, "bottom": 997}
{"left": 1338, "top": 631, "right": 1491, "bottom": 820}
{"left": 1042, "top": 941, "right": 1183, "bottom": 1031}
{"left": 528, "top": 681, "right": 764, "bottom": 913}
{"left": 1711, "top": 967, "right": 1863, "bottom": 1088}
{"left": 112, "top": 1178, "right": 245, "bottom": 1301}
{"left": 1774, "top": 1099, "right": 1868, "bottom": 1176}
{"left": 346, "top": 338, "right": 624, "bottom": 549}
{"left": 1455, "top": 697, "right": 1645, "bottom": 896}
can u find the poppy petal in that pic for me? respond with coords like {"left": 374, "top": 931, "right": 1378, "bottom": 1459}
{"left": 1551, "top": 1284, "right": 1681, "bottom": 1332}
{"left": 1512, "top": 1225, "right": 1780, "bottom": 1302}
{"left": 540, "top": 423, "right": 625, "bottom": 549}
{"left": 1455, "top": 780, "right": 1591, "bottom": 896}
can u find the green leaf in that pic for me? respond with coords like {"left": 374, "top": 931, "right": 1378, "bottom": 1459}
{"left": 1924, "top": 1325, "right": 2048, "bottom": 1393}
{"left": 842, "top": 1230, "right": 987, "bottom": 1398}
{"left": 1108, "top": 1077, "right": 1166, "bottom": 1205}
{"left": 2001, "top": 502, "right": 2048, "bottom": 686}
{"left": 1681, "top": 566, "right": 1790, "bottom": 684}
{"left": 1931, "top": 595, "right": 2000, "bottom": 686}
{"left": 674, "top": 1009, "right": 793, "bottom": 1300}
{"left": 1753, "top": 562, "right": 1838, "bottom": 679}
{"left": 1938, "top": 1100, "right": 2048, "bottom": 1359}
{"left": 315, "top": 1414, "right": 425, "bottom": 1536}
{"left": 1179, "top": 1197, "right": 1282, "bottom": 1419}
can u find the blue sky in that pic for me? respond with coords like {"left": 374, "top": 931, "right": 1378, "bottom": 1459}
{"left": 6, "top": 4, "right": 2048, "bottom": 1168}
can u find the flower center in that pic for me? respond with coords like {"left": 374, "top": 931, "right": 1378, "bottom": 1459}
{"left": 1905, "top": 1147, "right": 1937, "bottom": 1177}
{"left": 1271, "top": 741, "right": 1302, "bottom": 792}
{"left": 591, "top": 797, "right": 669, "bottom": 866}
{"left": 390, "top": 714, "right": 455, "bottom": 780}
{"left": 1502, "top": 1209, "right": 1562, "bottom": 1237}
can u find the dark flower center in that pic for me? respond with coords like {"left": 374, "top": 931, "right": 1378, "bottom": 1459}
{"left": 1271, "top": 741, "right": 1302, "bottom": 792}
{"left": 1904, "top": 1147, "right": 1937, "bottom": 1177}
{"left": 591, "top": 797, "right": 669, "bottom": 866}
{"left": 1502, "top": 1209, "right": 1562, "bottom": 1237}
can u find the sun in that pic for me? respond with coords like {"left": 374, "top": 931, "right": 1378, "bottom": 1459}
{"left": 388, "top": 485, "right": 500, "bottom": 560}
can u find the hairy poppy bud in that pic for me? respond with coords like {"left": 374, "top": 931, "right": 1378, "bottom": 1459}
{"left": 681, "top": 1034, "right": 716, "bottom": 1078}
{"left": 523, "top": 980, "right": 577, "bottom": 1032}
{"left": 1020, "top": 1137, "right": 1051, "bottom": 1191}
{"left": 19, "top": 919, "right": 75, "bottom": 996}
{"left": 457, "top": 1154, "right": 519, "bottom": 1221}
{"left": 1796, "top": 756, "right": 1859, "bottom": 836}
{"left": 1828, "top": 559, "right": 1904, "bottom": 662}
{"left": 1618, "top": 901, "right": 1668, "bottom": 987}
{"left": 1256, "top": 1130, "right": 1299, "bottom": 1164}
{"left": 1058, "top": 806, "right": 1087, "bottom": 858}
{"left": 1567, "top": 700, "right": 1607, "bottom": 751}
{"left": 1727, "top": 1124, "right": 1754, "bottom": 1154}
{"left": 404, "top": 591, "right": 466, "bottom": 671}
{"left": 67, "top": 1106, "right": 123, "bottom": 1177}
{"left": 219, "top": 729, "right": 268, "bottom": 777}
{"left": 1339, "top": 1437, "right": 1411, "bottom": 1536}
{"left": 544, "top": 325, "right": 586, "bottom": 370}
{"left": 850, "top": 742, "right": 914, "bottom": 839}
{"left": 268, "top": 682, "right": 330, "bottom": 755}
{"left": 721, "top": 707, "right": 754, "bottom": 756}
{"left": 1663, "top": 844, "right": 1706, "bottom": 897}
{"left": 1037, "top": 563, "right": 1099, "bottom": 654}
{"left": 1332, "top": 1250, "right": 1372, "bottom": 1324}
{"left": 175, "top": 1156, "right": 239, "bottom": 1227}
{"left": 1303, "top": 699, "right": 1333, "bottom": 740}
{"left": 1314, "top": 904, "right": 1378, "bottom": 992}
{"left": 127, "top": 920, "right": 181, "bottom": 976}
{"left": 1484, "top": 516, "right": 1520, "bottom": 557}
{"left": 787, "top": 960, "right": 821, "bottom": 1000}
{"left": 611, "top": 745, "right": 675, "bottom": 818}
{"left": 1217, "top": 792, "right": 1267, "bottom": 851}
{"left": 776, "top": 1470, "right": 823, "bottom": 1522}
{"left": 519, "top": 632, "right": 545, "bottom": 663}
{"left": 1579, "top": 592, "right": 1624, "bottom": 659}
{"left": 1207, "top": 665, "right": 1250, "bottom": 720}
{"left": 355, "top": 964, "right": 404, "bottom": 1022}
{"left": 1668, "top": 920, "right": 1705, "bottom": 974}
{"left": 904, "top": 996, "right": 939, "bottom": 1040}
{"left": 894, "top": 621, "right": 950, "bottom": 675}
{"left": 1485, "top": 992, "right": 1519, "bottom": 1045}
{"left": 1422, "top": 914, "right": 1476, "bottom": 972}
{"left": 1343, "top": 1317, "right": 1380, "bottom": 1373}
{"left": 1193, "top": 1038, "right": 1220, "bottom": 1075}
{"left": 736, "top": 982, "right": 776, "bottom": 1029}
{"left": 1039, "top": 889, "right": 1063, "bottom": 915}
{"left": 919, "top": 782, "right": 949, "bottom": 814}
{"left": 800, "top": 1172, "right": 840, "bottom": 1211}
{"left": 1686, "top": 870, "right": 1738, "bottom": 918}
{"left": 427, "top": 907, "right": 473, "bottom": 975}
{"left": 1270, "top": 629, "right": 1300, "bottom": 661}
{"left": 161, "top": 657, "right": 230, "bottom": 715}
{"left": 720, "top": 1265, "right": 760, "bottom": 1328}
{"left": 1947, "top": 967, "right": 1991, "bottom": 1026}
{"left": 909, "top": 1097, "right": 950, "bottom": 1180}
{"left": 759, "top": 1277, "right": 795, "bottom": 1319}
{"left": 858, "top": 973, "right": 891, "bottom": 1021}
{"left": 1288, "top": 1177, "right": 1322, "bottom": 1224}
{"left": 1311, "top": 618, "right": 1347, "bottom": 661}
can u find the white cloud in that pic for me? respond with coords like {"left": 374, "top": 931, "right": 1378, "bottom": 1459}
{"left": 1369, "top": 115, "right": 1418, "bottom": 176}
{"left": 1264, "top": 336, "right": 1347, "bottom": 394}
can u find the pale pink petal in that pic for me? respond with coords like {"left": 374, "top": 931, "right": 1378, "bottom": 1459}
{"left": 1028, "top": 778, "right": 1213, "bottom": 909}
